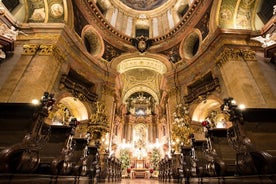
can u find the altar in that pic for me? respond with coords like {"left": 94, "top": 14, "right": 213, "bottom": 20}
{"left": 130, "top": 159, "right": 150, "bottom": 179}
{"left": 131, "top": 168, "right": 150, "bottom": 179}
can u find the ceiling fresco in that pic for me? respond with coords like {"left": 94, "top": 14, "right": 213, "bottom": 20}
{"left": 120, "top": 0, "right": 168, "bottom": 11}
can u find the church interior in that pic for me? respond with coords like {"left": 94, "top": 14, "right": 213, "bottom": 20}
{"left": 0, "top": 0, "right": 276, "bottom": 183}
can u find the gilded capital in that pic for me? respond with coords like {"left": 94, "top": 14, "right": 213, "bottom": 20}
{"left": 22, "top": 44, "right": 39, "bottom": 55}
{"left": 240, "top": 49, "right": 256, "bottom": 61}
{"left": 216, "top": 47, "right": 256, "bottom": 67}
{"left": 38, "top": 44, "right": 54, "bottom": 55}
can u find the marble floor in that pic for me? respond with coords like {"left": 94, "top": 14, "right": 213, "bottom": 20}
{"left": 117, "top": 179, "right": 159, "bottom": 184}
{"left": 0, "top": 174, "right": 275, "bottom": 184}
{"left": 108, "top": 176, "right": 276, "bottom": 184}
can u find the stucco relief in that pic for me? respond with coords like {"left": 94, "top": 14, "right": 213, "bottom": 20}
{"left": 219, "top": 0, "right": 237, "bottom": 28}
{"left": 218, "top": 0, "right": 256, "bottom": 30}
{"left": 27, "top": 0, "right": 65, "bottom": 23}
{"left": 235, "top": 0, "right": 256, "bottom": 29}
{"left": 50, "top": 3, "right": 64, "bottom": 18}
{"left": 122, "top": 69, "right": 161, "bottom": 98}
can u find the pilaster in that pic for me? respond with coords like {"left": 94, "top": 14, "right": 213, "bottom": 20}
{"left": 0, "top": 43, "right": 63, "bottom": 102}
{"left": 216, "top": 47, "right": 266, "bottom": 108}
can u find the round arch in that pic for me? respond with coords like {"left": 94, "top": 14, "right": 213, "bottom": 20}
{"left": 123, "top": 85, "right": 159, "bottom": 104}
{"left": 191, "top": 98, "right": 221, "bottom": 122}
{"left": 111, "top": 52, "right": 172, "bottom": 74}
{"left": 58, "top": 96, "right": 89, "bottom": 121}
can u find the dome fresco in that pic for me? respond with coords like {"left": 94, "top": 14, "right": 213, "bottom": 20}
{"left": 120, "top": 0, "right": 168, "bottom": 11}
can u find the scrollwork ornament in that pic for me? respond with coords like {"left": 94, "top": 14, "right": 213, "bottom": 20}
{"left": 23, "top": 44, "right": 39, "bottom": 55}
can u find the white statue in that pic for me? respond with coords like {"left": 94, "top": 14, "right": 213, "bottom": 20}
{"left": 251, "top": 33, "right": 276, "bottom": 48}
{"left": 30, "top": 8, "right": 45, "bottom": 22}
{"left": 0, "top": 24, "right": 27, "bottom": 40}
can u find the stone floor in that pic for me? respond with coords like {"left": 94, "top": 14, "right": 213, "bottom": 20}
{"left": 0, "top": 174, "right": 275, "bottom": 184}
{"left": 118, "top": 176, "right": 276, "bottom": 184}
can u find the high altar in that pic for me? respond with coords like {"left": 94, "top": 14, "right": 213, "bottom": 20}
{"left": 131, "top": 159, "right": 150, "bottom": 178}
{"left": 113, "top": 93, "right": 166, "bottom": 178}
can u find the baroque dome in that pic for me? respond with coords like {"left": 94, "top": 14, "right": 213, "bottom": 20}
{"left": 120, "top": 0, "right": 168, "bottom": 11}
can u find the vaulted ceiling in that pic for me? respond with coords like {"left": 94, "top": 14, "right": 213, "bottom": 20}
{"left": 6, "top": 0, "right": 266, "bottom": 105}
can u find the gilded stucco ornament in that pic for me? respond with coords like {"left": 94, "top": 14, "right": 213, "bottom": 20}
{"left": 50, "top": 3, "right": 64, "bottom": 18}
{"left": 216, "top": 47, "right": 256, "bottom": 67}
{"left": 131, "top": 35, "right": 152, "bottom": 53}
{"left": 120, "top": 0, "right": 168, "bottom": 11}
{"left": 27, "top": 0, "right": 65, "bottom": 23}
{"left": 38, "top": 44, "right": 54, "bottom": 55}
{"left": 29, "top": 8, "right": 45, "bottom": 22}
{"left": 23, "top": 44, "right": 39, "bottom": 55}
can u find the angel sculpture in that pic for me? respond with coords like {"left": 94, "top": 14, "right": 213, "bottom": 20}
{"left": 250, "top": 33, "right": 276, "bottom": 48}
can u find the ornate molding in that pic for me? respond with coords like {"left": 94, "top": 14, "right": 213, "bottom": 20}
{"left": 152, "top": 0, "right": 202, "bottom": 43}
{"left": 183, "top": 78, "right": 220, "bottom": 104}
{"left": 22, "top": 44, "right": 56, "bottom": 56}
{"left": 38, "top": 44, "right": 54, "bottom": 55}
{"left": 53, "top": 46, "right": 66, "bottom": 64}
{"left": 131, "top": 35, "right": 152, "bottom": 53}
{"left": 22, "top": 44, "right": 39, "bottom": 55}
{"left": 216, "top": 47, "right": 256, "bottom": 67}
{"left": 60, "top": 74, "right": 98, "bottom": 102}
{"left": 84, "top": 0, "right": 132, "bottom": 42}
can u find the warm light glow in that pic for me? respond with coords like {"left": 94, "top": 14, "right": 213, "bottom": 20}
{"left": 216, "top": 121, "right": 226, "bottom": 128}
{"left": 239, "top": 104, "right": 246, "bottom": 110}
{"left": 52, "top": 121, "right": 63, "bottom": 125}
{"left": 231, "top": 99, "right": 236, "bottom": 105}
{"left": 31, "top": 99, "right": 40, "bottom": 105}
{"left": 119, "top": 139, "right": 132, "bottom": 149}
{"left": 133, "top": 148, "right": 147, "bottom": 159}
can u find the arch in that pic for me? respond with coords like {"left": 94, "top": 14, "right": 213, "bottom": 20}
{"left": 191, "top": 98, "right": 221, "bottom": 122}
{"left": 123, "top": 85, "right": 159, "bottom": 104}
{"left": 57, "top": 96, "right": 88, "bottom": 121}
{"left": 116, "top": 56, "right": 168, "bottom": 74}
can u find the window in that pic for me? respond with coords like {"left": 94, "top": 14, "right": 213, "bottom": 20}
{"left": 2, "top": 0, "right": 19, "bottom": 12}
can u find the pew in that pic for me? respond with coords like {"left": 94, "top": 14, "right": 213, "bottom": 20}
{"left": 0, "top": 103, "right": 39, "bottom": 172}
{"left": 0, "top": 103, "right": 37, "bottom": 152}
{"left": 37, "top": 125, "right": 72, "bottom": 174}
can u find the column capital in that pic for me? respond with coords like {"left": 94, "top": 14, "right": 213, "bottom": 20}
{"left": 216, "top": 47, "right": 256, "bottom": 67}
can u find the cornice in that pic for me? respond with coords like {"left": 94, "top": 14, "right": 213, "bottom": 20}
{"left": 147, "top": 0, "right": 213, "bottom": 52}
{"left": 165, "top": 28, "right": 257, "bottom": 88}
{"left": 17, "top": 23, "right": 118, "bottom": 85}
{"left": 56, "top": 25, "right": 118, "bottom": 84}
{"left": 73, "top": 0, "right": 212, "bottom": 53}
{"left": 77, "top": 0, "right": 135, "bottom": 50}
{"left": 261, "top": 16, "right": 276, "bottom": 34}
{"left": 215, "top": 47, "right": 257, "bottom": 68}
{"left": 110, "top": 0, "right": 176, "bottom": 17}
